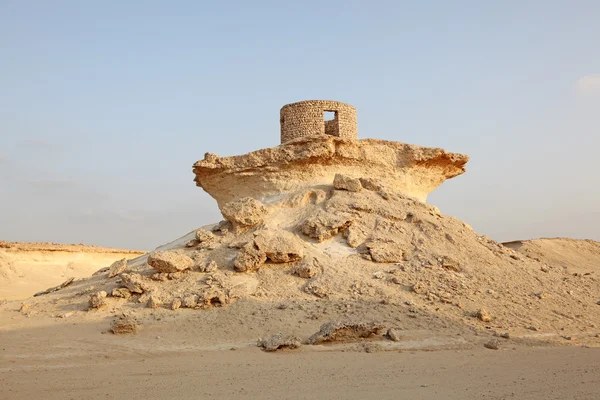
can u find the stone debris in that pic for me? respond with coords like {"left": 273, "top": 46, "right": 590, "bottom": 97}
{"left": 333, "top": 174, "right": 362, "bottom": 192}
{"left": 107, "top": 258, "right": 128, "bottom": 278}
{"left": 120, "top": 273, "right": 147, "bottom": 294}
{"left": 258, "top": 333, "right": 302, "bottom": 352}
{"left": 292, "top": 258, "right": 320, "bottom": 279}
{"left": 110, "top": 315, "right": 138, "bottom": 334}
{"left": 33, "top": 277, "right": 75, "bottom": 297}
{"left": 254, "top": 230, "right": 303, "bottom": 263}
{"left": 301, "top": 211, "right": 353, "bottom": 242}
{"left": 484, "top": 339, "right": 500, "bottom": 350}
{"left": 473, "top": 308, "right": 492, "bottom": 322}
{"left": 195, "top": 228, "right": 216, "bottom": 243}
{"left": 171, "top": 299, "right": 182, "bottom": 310}
{"left": 234, "top": 243, "right": 267, "bottom": 272}
{"left": 147, "top": 251, "right": 194, "bottom": 273}
{"left": 111, "top": 288, "right": 132, "bottom": 299}
{"left": 197, "top": 260, "right": 219, "bottom": 273}
{"left": 221, "top": 197, "right": 268, "bottom": 229}
{"left": 147, "top": 295, "right": 162, "bottom": 309}
{"left": 307, "top": 320, "right": 386, "bottom": 344}
{"left": 19, "top": 304, "right": 30, "bottom": 313}
{"left": 386, "top": 328, "right": 401, "bottom": 342}
{"left": 88, "top": 291, "right": 108, "bottom": 309}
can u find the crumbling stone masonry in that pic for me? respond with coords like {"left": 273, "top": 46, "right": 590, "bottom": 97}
{"left": 280, "top": 100, "right": 357, "bottom": 144}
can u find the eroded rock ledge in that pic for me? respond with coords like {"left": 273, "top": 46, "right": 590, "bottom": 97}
{"left": 193, "top": 136, "right": 468, "bottom": 207}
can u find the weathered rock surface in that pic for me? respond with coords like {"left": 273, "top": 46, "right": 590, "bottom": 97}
{"left": 365, "top": 240, "right": 405, "bottom": 263}
{"left": 308, "top": 320, "right": 386, "bottom": 344}
{"left": 193, "top": 136, "right": 468, "bottom": 207}
{"left": 108, "top": 258, "right": 128, "bottom": 278}
{"left": 195, "top": 229, "right": 216, "bottom": 243}
{"left": 111, "top": 315, "right": 138, "bottom": 334}
{"left": 221, "top": 197, "right": 268, "bottom": 230}
{"left": 148, "top": 251, "right": 194, "bottom": 273}
{"left": 301, "top": 211, "right": 353, "bottom": 242}
{"left": 254, "top": 230, "right": 303, "bottom": 263}
{"left": 234, "top": 243, "right": 267, "bottom": 272}
{"left": 88, "top": 291, "right": 107, "bottom": 309}
{"left": 258, "top": 333, "right": 302, "bottom": 352}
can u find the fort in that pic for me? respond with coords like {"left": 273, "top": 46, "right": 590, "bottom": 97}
{"left": 280, "top": 100, "right": 357, "bottom": 144}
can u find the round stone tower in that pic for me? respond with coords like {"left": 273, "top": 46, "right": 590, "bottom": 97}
{"left": 279, "top": 100, "right": 357, "bottom": 144}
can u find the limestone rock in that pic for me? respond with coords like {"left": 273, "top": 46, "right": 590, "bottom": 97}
{"left": 88, "top": 291, "right": 107, "bottom": 309}
{"left": 333, "top": 174, "right": 362, "bottom": 192}
{"left": 197, "top": 260, "right": 218, "bottom": 273}
{"left": 234, "top": 243, "right": 267, "bottom": 272}
{"left": 193, "top": 136, "right": 469, "bottom": 207}
{"left": 148, "top": 251, "right": 194, "bottom": 273}
{"left": 221, "top": 197, "right": 267, "bottom": 229}
{"left": 171, "top": 299, "right": 182, "bottom": 310}
{"left": 147, "top": 295, "right": 161, "bottom": 309}
{"left": 308, "top": 320, "right": 386, "bottom": 344}
{"left": 120, "top": 273, "right": 147, "bottom": 294}
{"left": 110, "top": 315, "right": 138, "bottom": 334}
{"left": 254, "top": 230, "right": 304, "bottom": 263}
{"left": 195, "top": 228, "right": 216, "bottom": 243}
{"left": 108, "top": 258, "right": 128, "bottom": 278}
{"left": 387, "top": 328, "right": 401, "bottom": 342}
{"left": 301, "top": 211, "right": 353, "bottom": 242}
{"left": 292, "top": 258, "right": 320, "bottom": 279}
{"left": 473, "top": 308, "right": 492, "bottom": 322}
{"left": 258, "top": 333, "right": 302, "bottom": 352}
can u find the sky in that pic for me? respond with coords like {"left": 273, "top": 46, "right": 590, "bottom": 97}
{"left": 1, "top": 1, "right": 599, "bottom": 250}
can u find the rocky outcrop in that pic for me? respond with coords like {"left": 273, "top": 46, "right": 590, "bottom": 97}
{"left": 221, "top": 197, "right": 268, "bottom": 231}
{"left": 193, "top": 136, "right": 468, "bottom": 207}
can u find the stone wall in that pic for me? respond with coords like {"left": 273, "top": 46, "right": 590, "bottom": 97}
{"left": 280, "top": 100, "right": 357, "bottom": 144}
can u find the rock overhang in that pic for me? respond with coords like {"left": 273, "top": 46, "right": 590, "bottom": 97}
{"left": 193, "top": 135, "right": 468, "bottom": 208}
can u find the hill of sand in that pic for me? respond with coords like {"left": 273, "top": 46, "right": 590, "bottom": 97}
{"left": 0, "top": 241, "right": 145, "bottom": 301}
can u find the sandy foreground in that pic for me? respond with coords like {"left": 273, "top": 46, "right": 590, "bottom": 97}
{"left": 1, "top": 311, "right": 599, "bottom": 400}
{"left": 1, "top": 235, "right": 599, "bottom": 400}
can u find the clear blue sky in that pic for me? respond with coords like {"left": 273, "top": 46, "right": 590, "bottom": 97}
{"left": 1, "top": 1, "right": 599, "bottom": 250}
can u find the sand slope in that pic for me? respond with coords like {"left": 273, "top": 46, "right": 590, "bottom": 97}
{"left": 503, "top": 238, "right": 600, "bottom": 275}
{"left": 0, "top": 242, "right": 145, "bottom": 300}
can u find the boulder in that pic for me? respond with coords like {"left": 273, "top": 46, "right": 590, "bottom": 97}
{"left": 88, "top": 291, "right": 108, "bottom": 309}
{"left": 258, "top": 333, "right": 302, "bottom": 352}
{"left": 234, "top": 243, "right": 267, "bottom": 272}
{"left": 307, "top": 320, "right": 386, "bottom": 344}
{"left": 108, "top": 258, "right": 128, "bottom": 278}
{"left": 254, "top": 230, "right": 303, "bottom": 263}
{"left": 220, "top": 197, "right": 267, "bottom": 229}
{"left": 148, "top": 251, "right": 194, "bottom": 273}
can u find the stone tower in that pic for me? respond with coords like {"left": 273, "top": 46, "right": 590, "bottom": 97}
{"left": 279, "top": 100, "right": 357, "bottom": 144}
